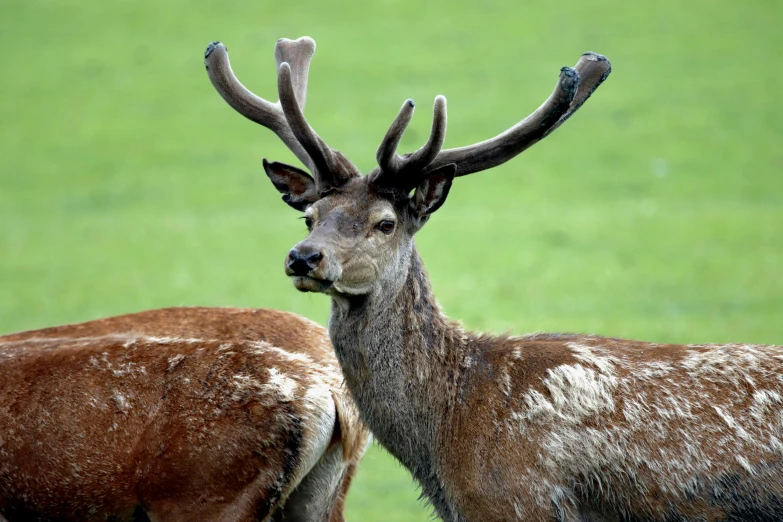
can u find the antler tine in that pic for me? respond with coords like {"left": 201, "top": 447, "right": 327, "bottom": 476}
{"left": 374, "top": 96, "right": 448, "bottom": 190}
{"left": 429, "top": 53, "right": 612, "bottom": 177}
{"left": 204, "top": 39, "right": 314, "bottom": 170}
{"left": 376, "top": 99, "right": 416, "bottom": 174}
{"left": 277, "top": 62, "right": 334, "bottom": 188}
{"left": 274, "top": 37, "right": 316, "bottom": 112}
{"left": 427, "top": 66, "right": 581, "bottom": 177}
{"left": 406, "top": 95, "right": 448, "bottom": 173}
{"left": 543, "top": 52, "right": 612, "bottom": 138}
{"left": 277, "top": 63, "right": 361, "bottom": 191}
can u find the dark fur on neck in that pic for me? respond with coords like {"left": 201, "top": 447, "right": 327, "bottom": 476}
{"left": 328, "top": 245, "right": 468, "bottom": 520}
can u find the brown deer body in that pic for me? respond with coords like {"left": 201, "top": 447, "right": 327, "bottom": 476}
{"left": 206, "top": 37, "right": 782, "bottom": 520}
{"left": 0, "top": 307, "right": 369, "bottom": 522}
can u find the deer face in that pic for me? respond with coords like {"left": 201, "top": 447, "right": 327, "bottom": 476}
{"left": 266, "top": 164, "right": 455, "bottom": 297}
{"left": 204, "top": 37, "right": 610, "bottom": 298}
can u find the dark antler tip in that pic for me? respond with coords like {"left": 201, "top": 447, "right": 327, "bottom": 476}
{"left": 579, "top": 52, "right": 612, "bottom": 78}
{"left": 582, "top": 51, "right": 609, "bottom": 62}
{"left": 406, "top": 99, "right": 415, "bottom": 107}
{"left": 205, "top": 41, "right": 224, "bottom": 59}
{"left": 560, "top": 66, "right": 577, "bottom": 77}
{"left": 559, "top": 67, "right": 580, "bottom": 94}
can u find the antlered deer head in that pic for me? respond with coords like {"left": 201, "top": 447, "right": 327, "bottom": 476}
{"left": 204, "top": 37, "right": 610, "bottom": 301}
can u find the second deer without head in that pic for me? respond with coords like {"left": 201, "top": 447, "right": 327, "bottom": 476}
{"left": 0, "top": 307, "right": 368, "bottom": 522}
{"left": 206, "top": 36, "right": 783, "bottom": 521}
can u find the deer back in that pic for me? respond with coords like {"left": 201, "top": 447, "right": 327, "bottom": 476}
{"left": 0, "top": 307, "right": 369, "bottom": 522}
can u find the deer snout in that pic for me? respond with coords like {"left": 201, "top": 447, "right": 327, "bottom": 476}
{"left": 286, "top": 247, "right": 324, "bottom": 276}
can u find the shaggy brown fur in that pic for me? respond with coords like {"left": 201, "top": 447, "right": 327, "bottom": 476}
{"left": 0, "top": 307, "right": 369, "bottom": 522}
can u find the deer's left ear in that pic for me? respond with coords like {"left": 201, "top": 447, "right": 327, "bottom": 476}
{"left": 410, "top": 163, "right": 456, "bottom": 226}
{"left": 263, "top": 159, "right": 319, "bottom": 211}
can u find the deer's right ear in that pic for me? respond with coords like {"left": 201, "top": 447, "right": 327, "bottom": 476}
{"left": 263, "top": 159, "right": 319, "bottom": 211}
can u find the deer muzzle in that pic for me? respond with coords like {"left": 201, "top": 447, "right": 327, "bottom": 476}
{"left": 285, "top": 242, "right": 339, "bottom": 293}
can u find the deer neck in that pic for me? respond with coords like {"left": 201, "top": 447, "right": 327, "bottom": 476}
{"left": 328, "top": 243, "right": 464, "bottom": 496}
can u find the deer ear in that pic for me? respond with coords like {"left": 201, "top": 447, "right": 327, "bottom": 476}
{"left": 410, "top": 163, "right": 456, "bottom": 225}
{"left": 263, "top": 159, "right": 319, "bottom": 211}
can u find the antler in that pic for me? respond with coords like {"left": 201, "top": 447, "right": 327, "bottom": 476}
{"left": 430, "top": 52, "right": 611, "bottom": 176}
{"left": 204, "top": 37, "right": 358, "bottom": 193}
{"left": 373, "top": 96, "right": 448, "bottom": 190}
{"left": 204, "top": 38, "right": 314, "bottom": 170}
{"left": 277, "top": 63, "right": 360, "bottom": 191}
{"left": 374, "top": 52, "right": 611, "bottom": 187}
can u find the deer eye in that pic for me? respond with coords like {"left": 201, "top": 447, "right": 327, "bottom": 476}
{"left": 304, "top": 217, "right": 314, "bottom": 231}
{"left": 375, "top": 220, "right": 395, "bottom": 234}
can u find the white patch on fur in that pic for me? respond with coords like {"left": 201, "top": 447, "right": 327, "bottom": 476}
{"left": 751, "top": 389, "right": 783, "bottom": 421}
{"left": 268, "top": 368, "right": 298, "bottom": 402}
{"left": 249, "top": 344, "right": 317, "bottom": 366}
{"left": 567, "top": 342, "right": 620, "bottom": 375}
{"left": 501, "top": 370, "right": 512, "bottom": 398}
{"left": 287, "top": 380, "right": 338, "bottom": 501}
{"left": 504, "top": 341, "right": 783, "bottom": 515}
{"left": 112, "top": 392, "right": 130, "bottom": 413}
{"left": 512, "top": 361, "right": 618, "bottom": 429}
{"left": 167, "top": 354, "right": 185, "bottom": 371}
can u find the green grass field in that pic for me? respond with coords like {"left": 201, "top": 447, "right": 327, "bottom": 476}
{"left": 1, "top": 0, "right": 781, "bottom": 519}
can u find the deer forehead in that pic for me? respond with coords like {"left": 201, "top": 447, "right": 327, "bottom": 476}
{"left": 311, "top": 192, "right": 399, "bottom": 225}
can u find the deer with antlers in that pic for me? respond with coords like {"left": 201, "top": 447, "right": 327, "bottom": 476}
{"left": 205, "top": 35, "right": 783, "bottom": 521}
{"left": 0, "top": 307, "right": 368, "bottom": 522}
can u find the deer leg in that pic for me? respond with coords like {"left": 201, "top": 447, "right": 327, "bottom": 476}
{"left": 272, "top": 441, "right": 347, "bottom": 522}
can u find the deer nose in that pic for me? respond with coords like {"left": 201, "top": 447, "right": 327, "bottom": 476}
{"left": 287, "top": 248, "right": 323, "bottom": 276}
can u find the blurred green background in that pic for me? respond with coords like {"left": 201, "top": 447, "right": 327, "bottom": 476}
{"left": 1, "top": 0, "right": 781, "bottom": 519}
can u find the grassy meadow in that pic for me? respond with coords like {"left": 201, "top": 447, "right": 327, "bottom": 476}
{"left": 1, "top": 0, "right": 781, "bottom": 519}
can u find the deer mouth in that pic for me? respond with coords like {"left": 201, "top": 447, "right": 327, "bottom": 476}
{"left": 291, "top": 275, "right": 334, "bottom": 293}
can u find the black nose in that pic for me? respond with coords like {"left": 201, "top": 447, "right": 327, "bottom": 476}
{"left": 287, "top": 248, "right": 323, "bottom": 276}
